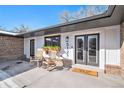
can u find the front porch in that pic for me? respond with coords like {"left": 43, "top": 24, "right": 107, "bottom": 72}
{"left": 0, "top": 60, "right": 124, "bottom": 88}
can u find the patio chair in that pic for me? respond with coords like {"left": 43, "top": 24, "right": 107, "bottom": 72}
{"left": 30, "top": 48, "right": 43, "bottom": 67}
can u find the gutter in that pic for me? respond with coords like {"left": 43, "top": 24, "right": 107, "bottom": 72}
{"left": 0, "top": 31, "right": 19, "bottom": 36}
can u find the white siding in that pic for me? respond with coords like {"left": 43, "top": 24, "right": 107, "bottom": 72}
{"left": 24, "top": 36, "right": 44, "bottom": 58}
{"left": 24, "top": 38, "right": 30, "bottom": 58}
{"left": 104, "top": 26, "right": 120, "bottom": 65}
{"left": 24, "top": 25, "right": 120, "bottom": 69}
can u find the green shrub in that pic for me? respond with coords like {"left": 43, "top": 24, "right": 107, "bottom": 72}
{"left": 42, "top": 45, "right": 60, "bottom": 52}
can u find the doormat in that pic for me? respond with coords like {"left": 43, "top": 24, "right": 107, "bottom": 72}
{"left": 71, "top": 67, "right": 98, "bottom": 77}
{"left": 16, "top": 61, "right": 23, "bottom": 64}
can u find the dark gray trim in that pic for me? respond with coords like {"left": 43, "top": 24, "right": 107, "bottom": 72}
{"left": 0, "top": 34, "right": 23, "bottom": 38}
{"left": 75, "top": 35, "right": 86, "bottom": 65}
{"left": 86, "top": 34, "right": 99, "bottom": 66}
{"left": 75, "top": 33, "right": 99, "bottom": 67}
{"left": 44, "top": 35, "right": 61, "bottom": 46}
{"left": 30, "top": 39, "right": 35, "bottom": 57}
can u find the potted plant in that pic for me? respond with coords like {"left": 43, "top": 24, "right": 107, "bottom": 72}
{"left": 42, "top": 45, "right": 61, "bottom": 53}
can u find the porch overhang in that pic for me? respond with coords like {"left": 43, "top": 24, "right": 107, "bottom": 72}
{"left": 14, "top": 5, "right": 124, "bottom": 38}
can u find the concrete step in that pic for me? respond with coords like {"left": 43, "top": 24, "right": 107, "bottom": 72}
{"left": 0, "top": 68, "right": 49, "bottom": 88}
{"left": 12, "top": 78, "right": 27, "bottom": 88}
{"left": 3, "top": 78, "right": 20, "bottom": 88}
{"left": 12, "top": 67, "right": 49, "bottom": 87}
{"left": 0, "top": 81, "right": 9, "bottom": 88}
{"left": 0, "top": 70, "right": 23, "bottom": 88}
{"left": 0, "top": 77, "right": 29, "bottom": 88}
{"left": 0, "top": 70, "right": 11, "bottom": 80}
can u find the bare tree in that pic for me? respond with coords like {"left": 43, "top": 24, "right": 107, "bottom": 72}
{"left": 59, "top": 10, "right": 72, "bottom": 23}
{"left": 73, "top": 7, "right": 85, "bottom": 19}
{"left": 59, "top": 5, "right": 108, "bottom": 23}
{"left": 13, "top": 24, "right": 29, "bottom": 33}
{"left": 86, "top": 6, "right": 95, "bottom": 17}
{"left": 87, "top": 5, "right": 108, "bottom": 17}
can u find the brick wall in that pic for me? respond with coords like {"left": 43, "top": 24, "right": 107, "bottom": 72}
{"left": 105, "top": 64, "right": 121, "bottom": 76}
{"left": 120, "top": 22, "right": 124, "bottom": 79}
{"left": 105, "top": 22, "right": 124, "bottom": 78}
{"left": 105, "top": 23, "right": 124, "bottom": 79}
{"left": 0, "top": 35, "right": 24, "bottom": 62}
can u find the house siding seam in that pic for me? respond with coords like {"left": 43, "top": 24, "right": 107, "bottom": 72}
{"left": 0, "top": 35, "right": 24, "bottom": 62}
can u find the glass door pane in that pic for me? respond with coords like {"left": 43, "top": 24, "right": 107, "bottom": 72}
{"left": 87, "top": 35, "right": 99, "bottom": 66}
{"left": 76, "top": 36, "right": 86, "bottom": 64}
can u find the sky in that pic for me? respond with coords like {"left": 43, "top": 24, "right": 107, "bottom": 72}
{"left": 0, "top": 5, "right": 108, "bottom": 31}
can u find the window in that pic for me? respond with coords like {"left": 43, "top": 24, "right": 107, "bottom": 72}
{"left": 45, "top": 35, "right": 61, "bottom": 46}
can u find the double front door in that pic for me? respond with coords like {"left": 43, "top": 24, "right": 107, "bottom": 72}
{"left": 75, "top": 34, "right": 99, "bottom": 66}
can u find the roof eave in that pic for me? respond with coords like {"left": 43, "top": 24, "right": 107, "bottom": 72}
{"left": 20, "top": 5, "right": 115, "bottom": 36}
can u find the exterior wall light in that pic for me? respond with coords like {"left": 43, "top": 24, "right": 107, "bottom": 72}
{"left": 65, "top": 36, "right": 69, "bottom": 42}
{"left": 65, "top": 36, "right": 69, "bottom": 57}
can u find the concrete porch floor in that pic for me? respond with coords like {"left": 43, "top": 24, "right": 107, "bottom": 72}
{"left": 26, "top": 68, "right": 124, "bottom": 88}
{"left": 0, "top": 61, "right": 124, "bottom": 88}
